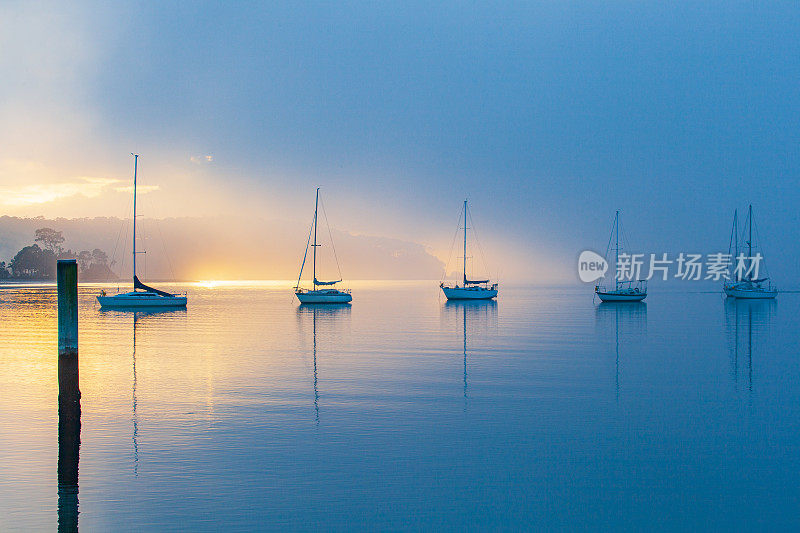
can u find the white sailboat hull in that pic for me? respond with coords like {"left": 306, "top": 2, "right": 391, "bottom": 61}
{"left": 723, "top": 286, "right": 777, "bottom": 299}
{"left": 98, "top": 291, "right": 187, "bottom": 308}
{"left": 296, "top": 290, "right": 352, "bottom": 304}
{"left": 596, "top": 291, "right": 647, "bottom": 302}
{"left": 441, "top": 286, "right": 498, "bottom": 300}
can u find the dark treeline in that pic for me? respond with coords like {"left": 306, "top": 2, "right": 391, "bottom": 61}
{"left": 0, "top": 228, "right": 116, "bottom": 281}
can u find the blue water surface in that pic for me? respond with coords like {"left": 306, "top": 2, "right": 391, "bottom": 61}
{"left": 0, "top": 282, "right": 797, "bottom": 530}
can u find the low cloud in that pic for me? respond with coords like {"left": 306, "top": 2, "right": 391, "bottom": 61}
{"left": 190, "top": 154, "right": 214, "bottom": 164}
{"left": 0, "top": 176, "right": 159, "bottom": 208}
{"left": 0, "top": 177, "right": 120, "bottom": 207}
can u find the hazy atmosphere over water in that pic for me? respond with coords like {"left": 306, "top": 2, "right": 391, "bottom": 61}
{"left": 4, "top": 3, "right": 800, "bottom": 531}
{"left": 2, "top": 1, "right": 799, "bottom": 282}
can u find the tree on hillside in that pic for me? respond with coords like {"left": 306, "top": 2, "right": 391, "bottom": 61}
{"left": 72, "top": 248, "right": 115, "bottom": 281}
{"left": 34, "top": 228, "right": 65, "bottom": 254}
{"left": 77, "top": 250, "right": 92, "bottom": 272}
{"left": 9, "top": 244, "right": 56, "bottom": 279}
{"left": 2, "top": 225, "right": 117, "bottom": 281}
{"left": 91, "top": 248, "right": 109, "bottom": 266}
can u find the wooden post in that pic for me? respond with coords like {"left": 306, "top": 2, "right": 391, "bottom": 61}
{"left": 57, "top": 259, "right": 80, "bottom": 406}
{"left": 57, "top": 259, "right": 80, "bottom": 532}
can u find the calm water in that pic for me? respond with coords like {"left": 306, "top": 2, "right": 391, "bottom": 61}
{"left": 1, "top": 282, "right": 798, "bottom": 530}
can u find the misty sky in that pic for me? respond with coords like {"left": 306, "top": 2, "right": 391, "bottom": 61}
{"left": 1, "top": 1, "right": 799, "bottom": 283}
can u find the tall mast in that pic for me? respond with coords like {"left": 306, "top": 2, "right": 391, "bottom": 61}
{"left": 615, "top": 210, "right": 620, "bottom": 290}
{"left": 132, "top": 153, "right": 138, "bottom": 283}
{"left": 313, "top": 188, "right": 319, "bottom": 289}
{"left": 748, "top": 204, "right": 753, "bottom": 281}
{"left": 748, "top": 204, "right": 752, "bottom": 260}
{"left": 463, "top": 199, "right": 468, "bottom": 286}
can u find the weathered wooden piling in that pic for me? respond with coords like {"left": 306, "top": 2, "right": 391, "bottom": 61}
{"left": 57, "top": 259, "right": 80, "bottom": 532}
{"left": 57, "top": 259, "right": 80, "bottom": 409}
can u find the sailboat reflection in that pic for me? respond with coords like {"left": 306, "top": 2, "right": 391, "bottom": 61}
{"left": 595, "top": 302, "right": 647, "bottom": 399}
{"left": 120, "top": 308, "right": 186, "bottom": 475}
{"left": 297, "top": 304, "right": 351, "bottom": 424}
{"left": 724, "top": 298, "right": 775, "bottom": 392}
{"left": 442, "top": 300, "right": 498, "bottom": 402}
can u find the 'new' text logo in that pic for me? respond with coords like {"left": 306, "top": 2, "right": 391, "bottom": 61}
{"left": 578, "top": 251, "right": 608, "bottom": 283}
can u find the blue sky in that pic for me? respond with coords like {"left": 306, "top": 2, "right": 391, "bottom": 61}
{"left": 1, "top": 1, "right": 798, "bottom": 281}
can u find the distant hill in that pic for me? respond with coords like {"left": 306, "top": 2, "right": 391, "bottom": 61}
{"left": 0, "top": 215, "right": 444, "bottom": 281}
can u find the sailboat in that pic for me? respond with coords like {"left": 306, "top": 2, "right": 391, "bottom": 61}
{"left": 440, "top": 200, "right": 498, "bottom": 300}
{"left": 723, "top": 205, "right": 777, "bottom": 299}
{"left": 595, "top": 210, "right": 647, "bottom": 302}
{"left": 97, "top": 154, "right": 187, "bottom": 308}
{"left": 294, "top": 188, "right": 352, "bottom": 304}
